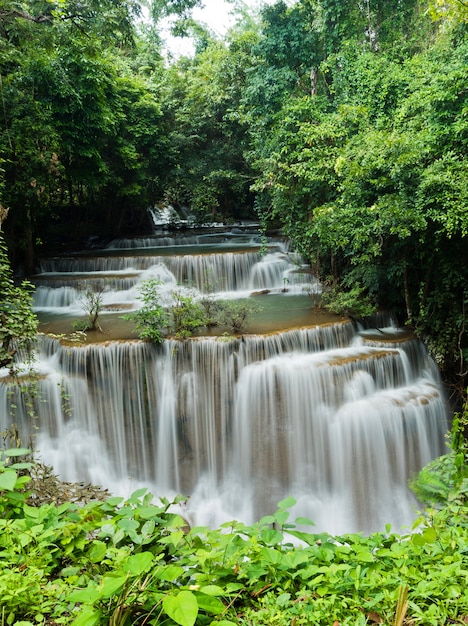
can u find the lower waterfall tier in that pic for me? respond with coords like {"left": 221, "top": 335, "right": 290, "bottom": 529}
{"left": 0, "top": 323, "right": 448, "bottom": 535}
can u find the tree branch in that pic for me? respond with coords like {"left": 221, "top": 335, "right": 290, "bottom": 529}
{"left": 0, "top": 9, "right": 53, "bottom": 23}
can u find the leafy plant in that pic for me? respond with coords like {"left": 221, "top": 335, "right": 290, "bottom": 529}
{"left": 321, "top": 283, "right": 376, "bottom": 319}
{"left": 411, "top": 397, "right": 468, "bottom": 507}
{"left": 0, "top": 448, "right": 32, "bottom": 518}
{"left": 124, "top": 279, "right": 169, "bottom": 344}
{"left": 0, "top": 457, "right": 468, "bottom": 626}
{"left": 170, "top": 289, "right": 207, "bottom": 339}
{"left": 215, "top": 299, "right": 260, "bottom": 334}
{"left": 0, "top": 235, "right": 38, "bottom": 373}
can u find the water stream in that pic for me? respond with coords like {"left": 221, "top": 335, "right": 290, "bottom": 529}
{"left": 0, "top": 224, "right": 449, "bottom": 534}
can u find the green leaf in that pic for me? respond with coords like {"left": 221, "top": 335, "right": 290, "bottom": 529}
{"left": 72, "top": 606, "right": 102, "bottom": 626}
{"left": 163, "top": 590, "right": 199, "bottom": 626}
{"left": 4, "top": 448, "right": 31, "bottom": 457}
{"left": 194, "top": 592, "right": 225, "bottom": 615}
{"left": 68, "top": 587, "right": 100, "bottom": 604}
{"left": 260, "top": 528, "right": 283, "bottom": 545}
{"left": 136, "top": 506, "right": 164, "bottom": 520}
{"left": 122, "top": 552, "right": 154, "bottom": 576}
{"left": 295, "top": 516, "right": 315, "bottom": 527}
{"left": 0, "top": 469, "right": 18, "bottom": 491}
{"left": 199, "top": 585, "right": 225, "bottom": 596}
{"left": 412, "top": 527, "right": 437, "bottom": 546}
{"left": 87, "top": 540, "right": 107, "bottom": 563}
{"left": 278, "top": 497, "right": 296, "bottom": 510}
{"left": 106, "top": 496, "right": 124, "bottom": 507}
{"left": 276, "top": 593, "right": 291, "bottom": 607}
{"left": 155, "top": 564, "right": 185, "bottom": 582}
{"left": 117, "top": 518, "right": 139, "bottom": 531}
{"left": 100, "top": 575, "right": 128, "bottom": 598}
{"left": 128, "top": 487, "right": 149, "bottom": 500}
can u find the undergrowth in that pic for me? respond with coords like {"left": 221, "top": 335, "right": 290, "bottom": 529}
{"left": 0, "top": 465, "right": 467, "bottom": 625}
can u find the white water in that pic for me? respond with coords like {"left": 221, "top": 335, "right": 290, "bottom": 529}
{"left": 34, "top": 243, "right": 317, "bottom": 314}
{"left": 1, "top": 228, "right": 449, "bottom": 534}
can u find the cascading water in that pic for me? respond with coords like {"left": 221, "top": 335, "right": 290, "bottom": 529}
{"left": 0, "top": 226, "right": 449, "bottom": 534}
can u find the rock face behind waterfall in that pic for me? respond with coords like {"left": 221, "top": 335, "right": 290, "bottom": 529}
{"left": 0, "top": 323, "right": 448, "bottom": 535}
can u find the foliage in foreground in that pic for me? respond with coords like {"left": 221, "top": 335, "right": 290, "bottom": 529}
{"left": 0, "top": 441, "right": 468, "bottom": 626}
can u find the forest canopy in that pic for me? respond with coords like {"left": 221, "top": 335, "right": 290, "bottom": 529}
{"left": 0, "top": 0, "right": 467, "bottom": 382}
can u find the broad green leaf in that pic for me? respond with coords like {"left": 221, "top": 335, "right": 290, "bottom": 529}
{"left": 106, "top": 496, "right": 124, "bottom": 507}
{"left": 23, "top": 503, "right": 41, "bottom": 518}
{"left": 9, "top": 462, "right": 33, "bottom": 470}
{"left": 117, "top": 518, "right": 139, "bottom": 531}
{"left": 100, "top": 575, "right": 127, "bottom": 598}
{"left": 260, "top": 528, "right": 283, "bottom": 545}
{"left": 295, "top": 516, "right": 315, "bottom": 527}
{"left": 273, "top": 510, "right": 290, "bottom": 526}
{"left": 155, "top": 564, "right": 185, "bottom": 582}
{"left": 163, "top": 590, "right": 199, "bottom": 626}
{"left": 0, "top": 469, "right": 17, "bottom": 491}
{"left": 68, "top": 587, "right": 100, "bottom": 604}
{"left": 122, "top": 552, "right": 154, "bottom": 576}
{"left": 87, "top": 541, "right": 107, "bottom": 563}
{"left": 412, "top": 527, "right": 437, "bottom": 545}
{"left": 141, "top": 520, "right": 156, "bottom": 537}
{"left": 194, "top": 592, "right": 225, "bottom": 615}
{"left": 354, "top": 549, "right": 375, "bottom": 563}
{"left": 72, "top": 606, "right": 102, "bottom": 626}
{"left": 4, "top": 448, "right": 30, "bottom": 457}
{"left": 278, "top": 496, "right": 296, "bottom": 510}
{"left": 199, "top": 585, "right": 224, "bottom": 596}
{"left": 159, "top": 530, "right": 184, "bottom": 547}
{"left": 128, "top": 487, "right": 149, "bottom": 500}
{"left": 276, "top": 593, "right": 291, "bottom": 607}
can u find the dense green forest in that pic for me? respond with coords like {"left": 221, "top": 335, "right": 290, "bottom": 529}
{"left": 1, "top": 0, "right": 467, "bottom": 387}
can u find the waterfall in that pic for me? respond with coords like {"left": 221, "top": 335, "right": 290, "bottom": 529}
{"left": 1, "top": 228, "right": 449, "bottom": 534}
{"left": 1, "top": 323, "right": 448, "bottom": 534}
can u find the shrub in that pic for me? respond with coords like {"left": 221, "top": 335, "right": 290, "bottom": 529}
{"left": 321, "top": 283, "right": 376, "bottom": 319}
{"left": 124, "top": 279, "right": 169, "bottom": 344}
{"left": 215, "top": 298, "right": 260, "bottom": 334}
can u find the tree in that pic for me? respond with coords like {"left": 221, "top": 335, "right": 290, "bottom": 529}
{"left": 0, "top": 0, "right": 167, "bottom": 268}
{"left": 0, "top": 230, "right": 38, "bottom": 372}
{"left": 160, "top": 34, "right": 256, "bottom": 221}
{"left": 246, "top": 2, "right": 467, "bottom": 386}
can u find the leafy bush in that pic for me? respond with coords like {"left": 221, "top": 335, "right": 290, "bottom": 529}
{"left": 321, "top": 283, "right": 376, "bottom": 319}
{"left": 0, "top": 235, "right": 38, "bottom": 373}
{"left": 124, "top": 279, "right": 169, "bottom": 344}
{"left": 125, "top": 281, "right": 208, "bottom": 343}
{"left": 411, "top": 399, "right": 468, "bottom": 507}
{"left": 170, "top": 289, "right": 207, "bottom": 339}
{"left": 215, "top": 299, "right": 261, "bottom": 334}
